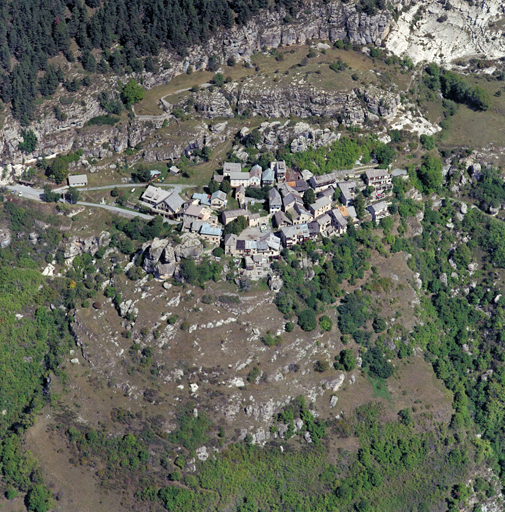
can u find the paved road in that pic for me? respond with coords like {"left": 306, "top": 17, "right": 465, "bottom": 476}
{"left": 4, "top": 184, "right": 177, "bottom": 221}
{"left": 54, "top": 182, "right": 190, "bottom": 195}
{"left": 76, "top": 201, "right": 154, "bottom": 219}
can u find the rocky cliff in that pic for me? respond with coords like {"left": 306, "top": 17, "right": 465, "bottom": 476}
{"left": 2, "top": 0, "right": 505, "bottom": 172}
{"left": 386, "top": 0, "right": 505, "bottom": 66}
{"left": 0, "top": 0, "right": 393, "bottom": 171}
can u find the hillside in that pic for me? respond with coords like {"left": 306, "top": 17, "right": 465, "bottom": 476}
{"left": 2, "top": 1, "right": 505, "bottom": 511}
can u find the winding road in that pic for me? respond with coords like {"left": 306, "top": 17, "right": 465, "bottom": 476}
{"left": 5, "top": 182, "right": 189, "bottom": 222}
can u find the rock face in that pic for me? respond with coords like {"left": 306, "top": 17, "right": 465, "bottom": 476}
{"left": 194, "top": 90, "right": 235, "bottom": 118}
{"left": 142, "top": 235, "right": 203, "bottom": 280}
{"left": 142, "top": 238, "right": 177, "bottom": 279}
{"left": 174, "top": 233, "right": 204, "bottom": 261}
{"left": 357, "top": 86, "right": 401, "bottom": 120}
{"left": 0, "top": 0, "right": 395, "bottom": 170}
{"left": 143, "top": 238, "right": 170, "bottom": 274}
{"left": 156, "top": 245, "right": 177, "bottom": 280}
{"left": 385, "top": 0, "right": 505, "bottom": 66}
{"left": 63, "top": 235, "right": 102, "bottom": 260}
{"left": 0, "top": 227, "right": 11, "bottom": 248}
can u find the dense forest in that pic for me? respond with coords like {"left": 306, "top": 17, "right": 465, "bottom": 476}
{"left": 0, "top": 0, "right": 272, "bottom": 125}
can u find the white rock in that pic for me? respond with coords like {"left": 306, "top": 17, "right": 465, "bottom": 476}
{"left": 70, "top": 358, "right": 79, "bottom": 364}
{"left": 327, "top": 372, "right": 345, "bottom": 392}
{"left": 190, "top": 383, "right": 199, "bottom": 393}
{"left": 196, "top": 446, "right": 209, "bottom": 461}
{"left": 229, "top": 377, "right": 245, "bottom": 387}
{"left": 330, "top": 395, "right": 339, "bottom": 408}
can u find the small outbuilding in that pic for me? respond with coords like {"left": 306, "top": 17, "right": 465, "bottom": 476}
{"left": 68, "top": 174, "right": 88, "bottom": 187}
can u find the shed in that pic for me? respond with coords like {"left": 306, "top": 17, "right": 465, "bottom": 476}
{"left": 68, "top": 174, "right": 88, "bottom": 187}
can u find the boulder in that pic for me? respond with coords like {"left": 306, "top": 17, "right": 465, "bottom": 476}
{"left": 326, "top": 372, "right": 345, "bottom": 392}
{"left": 174, "top": 233, "right": 203, "bottom": 261}
{"left": 155, "top": 245, "right": 176, "bottom": 279}
{"left": 143, "top": 238, "right": 170, "bottom": 273}
{"left": 99, "top": 231, "right": 111, "bottom": 247}
{"left": 0, "top": 227, "right": 11, "bottom": 248}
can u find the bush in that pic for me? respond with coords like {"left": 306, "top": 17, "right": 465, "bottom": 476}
{"left": 168, "top": 315, "right": 178, "bottom": 324}
{"left": 372, "top": 317, "right": 387, "bottom": 333}
{"left": 25, "top": 485, "right": 53, "bottom": 512}
{"left": 314, "top": 359, "right": 330, "bottom": 372}
{"left": 212, "top": 247, "right": 224, "bottom": 257}
{"left": 169, "top": 470, "right": 181, "bottom": 481}
{"left": 363, "top": 347, "right": 393, "bottom": 379}
{"left": 337, "top": 349, "right": 356, "bottom": 372}
{"left": 247, "top": 366, "right": 260, "bottom": 382}
{"left": 263, "top": 332, "right": 283, "bottom": 347}
{"left": 285, "top": 321, "right": 294, "bottom": 332}
{"left": 319, "top": 315, "right": 332, "bottom": 332}
{"left": 420, "top": 134, "right": 435, "bottom": 151}
{"left": 201, "top": 294, "right": 214, "bottom": 304}
{"left": 18, "top": 129, "right": 38, "bottom": 153}
{"left": 212, "top": 73, "right": 224, "bottom": 87}
{"left": 298, "top": 309, "right": 317, "bottom": 331}
{"left": 5, "top": 488, "right": 18, "bottom": 500}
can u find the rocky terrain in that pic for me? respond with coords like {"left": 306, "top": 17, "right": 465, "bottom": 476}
{"left": 2, "top": 0, "right": 505, "bottom": 172}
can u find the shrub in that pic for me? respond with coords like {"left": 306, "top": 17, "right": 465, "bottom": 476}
{"left": 319, "top": 315, "right": 333, "bottom": 332}
{"left": 372, "top": 317, "right": 387, "bottom": 333}
{"left": 247, "top": 366, "right": 260, "bottom": 382}
{"left": 314, "top": 359, "right": 330, "bottom": 372}
{"left": 168, "top": 315, "right": 178, "bottom": 324}
{"left": 5, "top": 488, "right": 18, "bottom": 500}
{"left": 298, "top": 309, "right": 317, "bottom": 331}
{"left": 363, "top": 347, "right": 393, "bottom": 379}
{"left": 263, "top": 332, "right": 283, "bottom": 347}
{"left": 337, "top": 349, "right": 356, "bottom": 372}
{"left": 201, "top": 294, "right": 214, "bottom": 304}
{"left": 285, "top": 321, "right": 294, "bottom": 332}
{"left": 169, "top": 470, "right": 181, "bottom": 481}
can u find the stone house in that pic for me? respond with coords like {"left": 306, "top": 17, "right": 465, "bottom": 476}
{"left": 309, "top": 196, "right": 332, "bottom": 218}
{"left": 210, "top": 190, "right": 227, "bottom": 208}
{"left": 365, "top": 169, "right": 392, "bottom": 191}
{"left": 368, "top": 201, "right": 389, "bottom": 222}
{"left": 280, "top": 224, "right": 311, "bottom": 248}
{"left": 221, "top": 208, "right": 251, "bottom": 225}
{"left": 268, "top": 188, "right": 282, "bottom": 214}
{"left": 249, "top": 165, "right": 262, "bottom": 188}
{"left": 223, "top": 162, "right": 242, "bottom": 176}
{"left": 329, "top": 208, "right": 348, "bottom": 234}
{"left": 309, "top": 173, "right": 336, "bottom": 193}
{"left": 337, "top": 181, "right": 356, "bottom": 206}
{"left": 68, "top": 174, "right": 88, "bottom": 187}
{"left": 141, "top": 185, "right": 170, "bottom": 206}
{"left": 155, "top": 192, "right": 185, "bottom": 218}
{"left": 235, "top": 185, "right": 246, "bottom": 207}
{"left": 229, "top": 171, "right": 251, "bottom": 188}
{"left": 309, "top": 213, "right": 333, "bottom": 237}
{"left": 199, "top": 224, "right": 222, "bottom": 244}
{"left": 274, "top": 211, "right": 292, "bottom": 229}
{"left": 262, "top": 167, "right": 275, "bottom": 187}
{"left": 244, "top": 255, "right": 270, "bottom": 280}
{"left": 271, "top": 161, "right": 287, "bottom": 184}
{"left": 288, "top": 203, "right": 313, "bottom": 225}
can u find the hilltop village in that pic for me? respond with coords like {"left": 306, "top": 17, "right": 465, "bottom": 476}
{"left": 136, "top": 161, "right": 402, "bottom": 281}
